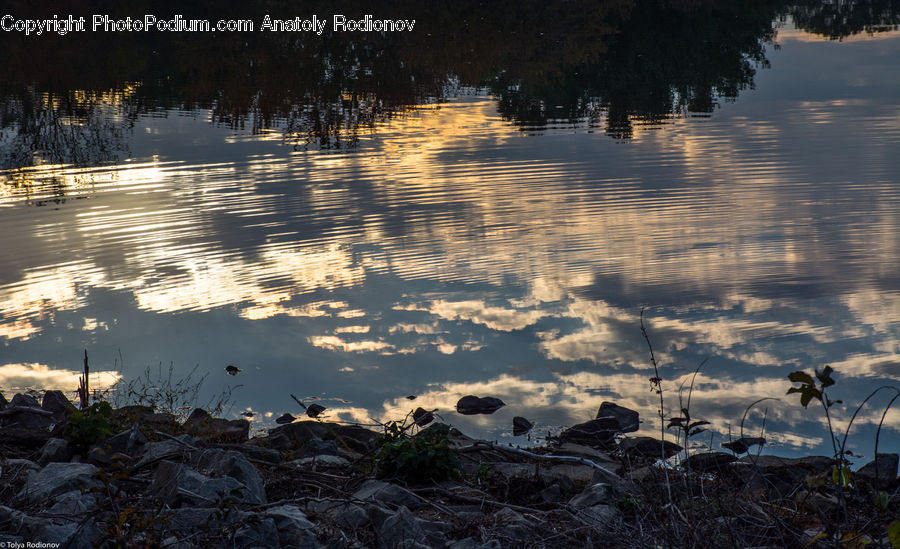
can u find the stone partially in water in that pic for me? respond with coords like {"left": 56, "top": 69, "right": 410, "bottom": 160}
{"left": 559, "top": 417, "right": 622, "bottom": 446}
{"left": 456, "top": 395, "right": 505, "bottom": 415}
{"left": 596, "top": 402, "right": 639, "bottom": 433}
{"left": 512, "top": 416, "right": 534, "bottom": 436}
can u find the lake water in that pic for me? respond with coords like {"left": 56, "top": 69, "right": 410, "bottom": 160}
{"left": 2, "top": 1, "right": 899, "bottom": 460}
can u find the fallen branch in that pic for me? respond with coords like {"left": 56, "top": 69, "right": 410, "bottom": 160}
{"left": 457, "top": 441, "right": 619, "bottom": 478}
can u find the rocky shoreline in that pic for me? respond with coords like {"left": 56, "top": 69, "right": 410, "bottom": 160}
{"left": 1, "top": 390, "right": 898, "bottom": 548}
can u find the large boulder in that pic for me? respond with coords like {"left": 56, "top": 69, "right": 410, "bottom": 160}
{"left": 16, "top": 462, "right": 101, "bottom": 505}
{"left": 268, "top": 421, "right": 378, "bottom": 454}
{"left": 596, "top": 402, "right": 640, "bottom": 433}
{"left": 856, "top": 453, "right": 899, "bottom": 488}
{"left": 150, "top": 460, "right": 251, "bottom": 507}
{"left": 196, "top": 449, "right": 267, "bottom": 504}
{"left": 41, "top": 390, "right": 76, "bottom": 419}
{"left": 37, "top": 438, "right": 72, "bottom": 466}
{"left": 184, "top": 408, "right": 250, "bottom": 443}
{"left": 264, "top": 505, "right": 319, "bottom": 549}
{"left": 559, "top": 417, "right": 622, "bottom": 446}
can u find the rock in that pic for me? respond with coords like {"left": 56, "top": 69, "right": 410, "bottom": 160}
{"left": 276, "top": 412, "right": 297, "bottom": 425}
{"left": 596, "top": 402, "right": 640, "bottom": 433}
{"left": 722, "top": 436, "right": 766, "bottom": 454}
{"left": 0, "top": 391, "right": 7, "bottom": 409}
{"left": 570, "top": 482, "right": 617, "bottom": 508}
{"left": 150, "top": 460, "right": 250, "bottom": 507}
{"left": 111, "top": 405, "right": 179, "bottom": 433}
{"left": 492, "top": 507, "right": 533, "bottom": 540}
{"left": 10, "top": 393, "right": 40, "bottom": 408}
{"left": 167, "top": 507, "right": 222, "bottom": 533}
{"left": 448, "top": 540, "right": 501, "bottom": 549}
{"left": 196, "top": 449, "right": 267, "bottom": 504}
{"left": 305, "top": 403, "right": 326, "bottom": 418}
{"left": 856, "top": 453, "right": 899, "bottom": 488}
{"left": 377, "top": 506, "right": 451, "bottom": 549}
{"left": 220, "top": 442, "right": 283, "bottom": 464}
{"left": 41, "top": 390, "right": 76, "bottom": 418}
{"left": 413, "top": 407, "right": 435, "bottom": 427}
{"left": 232, "top": 516, "right": 279, "bottom": 549}
{"left": 37, "top": 437, "right": 72, "bottom": 466}
{"left": 295, "top": 438, "right": 341, "bottom": 458}
{"left": 16, "top": 462, "right": 101, "bottom": 505}
{"left": 306, "top": 499, "right": 371, "bottom": 529}
{"left": 573, "top": 503, "right": 619, "bottom": 527}
{"left": 46, "top": 489, "right": 98, "bottom": 514}
{"left": 513, "top": 416, "right": 534, "bottom": 436}
{"left": 619, "top": 437, "right": 682, "bottom": 460}
{"left": 728, "top": 455, "right": 834, "bottom": 497}
{"left": 133, "top": 434, "right": 202, "bottom": 469}
{"left": 559, "top": 417, "right": 622, "bottom": 446}
{"left": 264, "top": 505, "right": 318, "bottom": 549}
{"left": 682, "top": 451, "right": 737, "bottom": 473}
{"left": 456, "top": 395, "right": 505, "bottom": 415}
{"left": 353, "top": 479, "right": 423, "bottom": 509}
{"left": 100, "top": 424, "right": 149, "bottom": 454}
{"left": 184, "top": 408, "right": 250, "bottom": 443}
{"left": 539, "top": 484, "right": 563, "bottom": 503}
{"left": 269, "top": 421, "right": 378, "bottom": 454}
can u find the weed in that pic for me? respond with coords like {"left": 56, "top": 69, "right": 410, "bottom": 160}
{"left": 63, "top": 400, "right": 113, "bottom": 455}
{"left": 375, "top": 422, "right": 459, "bottom": 484}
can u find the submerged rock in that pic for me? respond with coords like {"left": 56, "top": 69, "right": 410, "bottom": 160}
{"left": 513, "top": 416, "right": 534, "bottom": 436}
{"left": 456, "top": 395, "right": 505, "bottom": 415}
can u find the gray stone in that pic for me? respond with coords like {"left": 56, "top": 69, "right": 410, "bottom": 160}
{"left": 619, "top": 437, "right": 682, "bottom": 460}
{"left": 306, "top": 499, "right": 371, "bottom": 529}
{"left": 456, "top": 395, "right": 505, "bottom": 415}
{"left": 196, "top": 449, "right": 267, "bottom": 504}
{"left": 232, "top": 516, "right": 279, "bottom": 549}
{"left": 47, "top": 489, "right": 98, "bottom": 514}
{"left": 682, "top": 451, "right": 737, "bottom": 473}
{"left": 17, "top": 462, "right": 101, "bottom": 505}
{"left": 101, "top": 424, "right": 149, "bottom": 454}
{"left": 539, "top": 484, "right": 563, "bottom": 503}
{"left": 492, "top": 507, "right": 532, "bottom": 540}
{"left": 856, "top": 453, "right": 899, "bottom": 488}
{"left": 219, "top": 443, "right": 283, "bottom": 464}
{"left": 573, "top": 503, "right": 619, "bottom": 527}
{"left": 377, "top": 506, "right": 451, "bottom": 549}
{"left": 133, "top": 435, "right": 202, "bottom": 469}
{"left": 295, "top": 438, "right": 341, "bottom": 458}
{"left": 167, "top": 507, "right": 222, "bottom": 533}
{"left": 560, "top": 417, "right": 622, "bottom": 446}
{"left": 569, "top": 482, "right": 616, "bottom": 508}
{"left": 38, "top": 437, "right": 72, "bottom": 466}
{"left": 353, "top": 480, "right": 422, "bottom": 509}
{"left": 10, "top": 393, "right": 40, "bottom": 408}
{"left": 448, "top": 540, "right": 501, "bottom": 549}
{"left": 184, "top": 408, "right": 250, "bottom": 443}
{"left": 264, "top": 505, "right": 318, "bottom": 549}
{"left": 0, "top": 391, "right": 7, "bottom": 409}
{"left": 42, "top": 390, "right": 75, "bottom": 418}
{"left": 61, "top": 520, "right": 103, "bottom": 549}
{"left": 596, "top": 402, "right": 640, "bottom": 433}
{"left": 150, "top": 460, "right": 249, "bottom": 507}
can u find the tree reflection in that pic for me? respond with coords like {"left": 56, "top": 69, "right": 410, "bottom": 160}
{"left": 0, "top": 0, "right": 898, "bottom": 176}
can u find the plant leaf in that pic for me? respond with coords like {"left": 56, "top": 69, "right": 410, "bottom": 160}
{"left": 887, "top": 520, "right": 900, "bottom": 548}
{"left": 816, "top": 365, "right": 836, "bottom": 387}
{"left": 788, "top": 371, "right": 815, "bottom": 385}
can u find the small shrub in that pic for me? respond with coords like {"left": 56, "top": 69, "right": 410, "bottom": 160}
{"left": 375, "top": 423, "right": 459, "bottom": 483}
{"left": 63, "top": 401, "right": 113, "bottom": 454}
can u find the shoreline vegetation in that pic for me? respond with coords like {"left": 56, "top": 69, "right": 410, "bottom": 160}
{"left": 1, "top": 356, "right": 898, "bottom": 548}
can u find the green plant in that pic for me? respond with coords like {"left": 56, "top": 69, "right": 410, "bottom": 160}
{"left": 63, "top": 400, "right": 113, "bottom": 454}
{"left": 375, "top": 422, "right": 459, "bottom": 483}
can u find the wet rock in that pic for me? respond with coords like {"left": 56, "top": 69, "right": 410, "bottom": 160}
{"left": 682, "top": 451, "right": 737, "bottom": 473}
{"left": 456, "top": 395, "right": 505, "bottom": 415}
{"left": 513, "top": 416, "right": 534, "bottom": 436}
{"left": 619, "top": 437, "right": 682, "bottom": 460}
{"left": 596, "top": 402, "right": 640, "bottom": 433}
{"left": 722, "top": 436, "right": 766, "bottom": 454}
{"left": 264, "top": 505, "right": 318, "bottom": 549}
{"left": 41, "top": 390, "right": 76, "bottom": 419}
{"left": 37, "top": 437, "right": 72, "bottom": 466}
{"left": 413, "top": 407, "right": 435, "bottom": 427}
{"left": 353, "top": 479, "right": 423, "bottom": 509}
{"left": 17, "top": 462, "right": 101, "bottom": 505}
{"left": 196, "top": 449, "right": 267, "bottom": 504}
{"left": 232, "top": 516, "right": 279, "bottom": 549}
{"left": 10, "top": 393, "right": 40, "bottom": 408}
{"left": 150, "top": 460, "right": 250, "bottom": 507}
{"left": 569, "top": 482, "right": 616, "bottom": 508}
{"left": 184, "top": 408, "right": 250, "bottom": 443}
{"left": 856, "top": 453, "right": 899, "bottom": 488}
{"left": 559, "top": 417, "right": 622, "bottom": 446}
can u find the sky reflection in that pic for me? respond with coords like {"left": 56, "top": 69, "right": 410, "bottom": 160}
{"left": 1, "top": 24, "right": 900, "bottom": 461}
